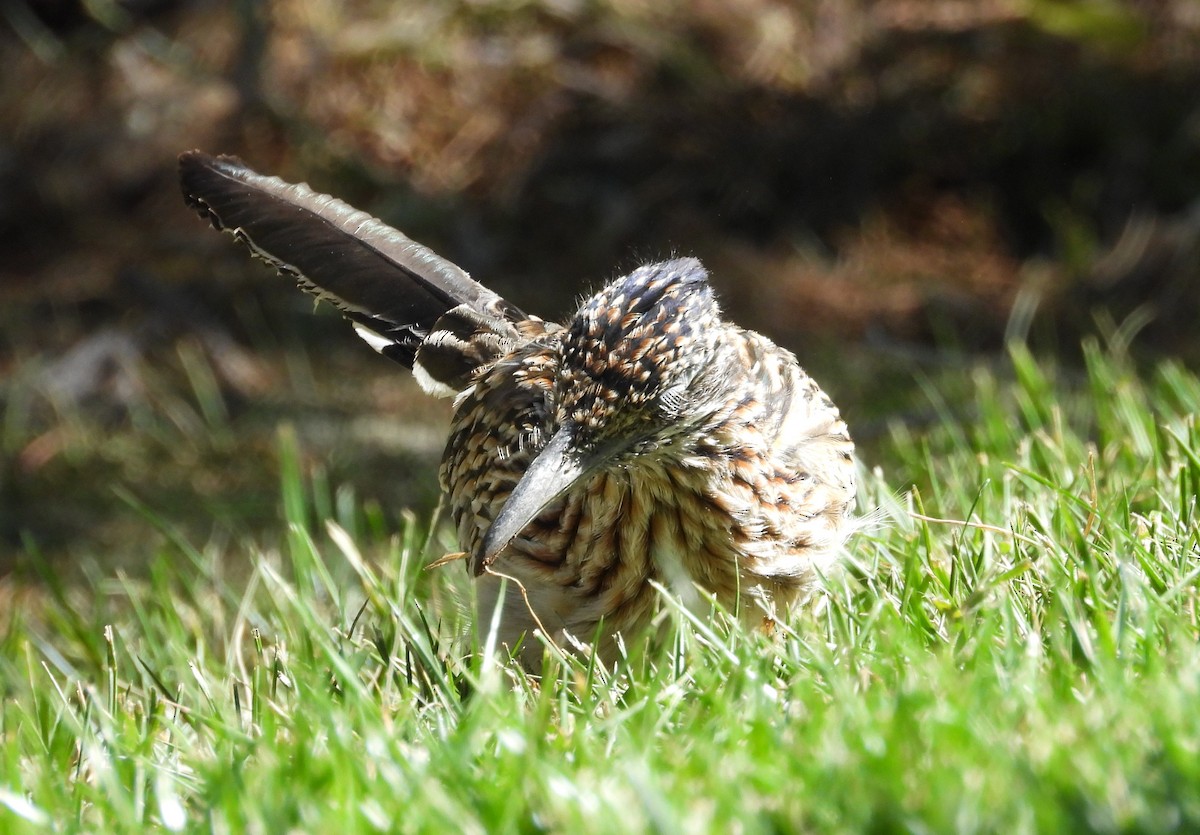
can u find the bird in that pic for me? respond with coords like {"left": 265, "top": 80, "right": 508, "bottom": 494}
{"left": 178, "top": 151, "right": 857, "bottom": 668}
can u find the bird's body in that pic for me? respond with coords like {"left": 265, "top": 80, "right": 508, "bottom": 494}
{"left": 179, "top": 152, "right": 856, "bottom": 666}
{"left": 446, "top": 265, "right": 855, "bottom": 663}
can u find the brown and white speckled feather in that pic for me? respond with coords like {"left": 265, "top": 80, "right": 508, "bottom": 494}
{"left": 442, "top": 261, "right": 856, "bottom": 665}
{"left": 180, "top": 153, "right": 857, "bottom": 668}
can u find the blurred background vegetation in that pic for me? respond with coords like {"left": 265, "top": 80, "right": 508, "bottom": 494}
{"left": 2, "top": 0, "right": 1198, "bottom": 578}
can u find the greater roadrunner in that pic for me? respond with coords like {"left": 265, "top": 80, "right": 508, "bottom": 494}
{"left": 179, "top": 151, "right": 857, "bottom": 666}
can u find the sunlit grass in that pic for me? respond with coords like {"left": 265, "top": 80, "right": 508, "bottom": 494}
{"left": 3, "top": 338, "right": 1200, "bottom": 831}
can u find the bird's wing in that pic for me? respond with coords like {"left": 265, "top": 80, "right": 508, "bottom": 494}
{"left": 740, "top": 330, "right": 856, "bottom": 498}
{"left": 179, "top": 151, "right": 525, "bottom": 393}
{"left": 727, "top": 330, "right": 857, "bottom": 578}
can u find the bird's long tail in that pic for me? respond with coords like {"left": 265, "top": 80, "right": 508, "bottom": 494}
{"left": 178, "top": 151, "right": 524, "bottom": 396}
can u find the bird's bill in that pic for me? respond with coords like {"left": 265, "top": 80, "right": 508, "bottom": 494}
{"left": 473, "top": 423, "right": 598, "bottom": 576}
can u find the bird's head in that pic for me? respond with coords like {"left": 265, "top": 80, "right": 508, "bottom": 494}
{"left": 556, "top": 257, "right": 730, "bottom": 449}
{"left": 474, "top": 258, "right": 733, "bottom": 574}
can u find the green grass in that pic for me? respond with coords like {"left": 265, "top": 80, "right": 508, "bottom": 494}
{"left": 3, "top": 337, "right": 1200, "bottom": 832}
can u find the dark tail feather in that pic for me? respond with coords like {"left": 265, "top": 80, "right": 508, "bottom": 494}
{"left": 178, "top": 151, "right": 524, "bottom": 383}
